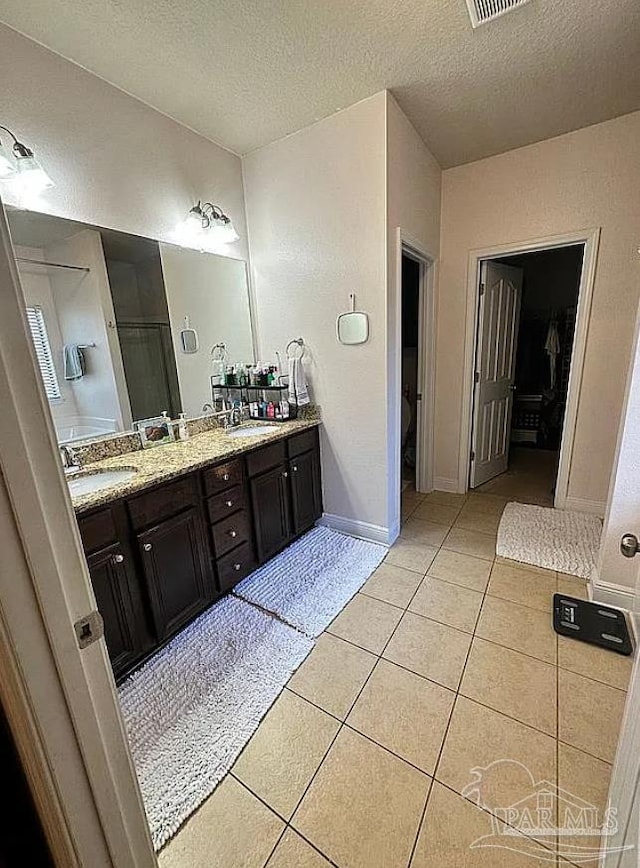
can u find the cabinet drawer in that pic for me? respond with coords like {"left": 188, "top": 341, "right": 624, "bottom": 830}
{"left": 127, "top": 474, "right": 197, "bottom": 530}
{"left": 207, "top": 484, "right": 246, "bottom": 524}
{"left": 246, "top": 440, "right": 286, "bottom": 477}
{"left": 78, "top": 507, "right": 118, "bottom": 553}
{"left": 203, "top": 459, "right": 243, "bottom": 495}
{"left": 287, "top": 428, "right": 317, "bottom": 458}
{"left": 211, "top": 510, "right": 251, "bottom": 557}
{"left": 216, "top": 541, "right": 257, "bottom": 593}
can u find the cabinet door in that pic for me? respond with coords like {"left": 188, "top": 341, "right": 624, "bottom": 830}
{"left": 138, "top": 508, "right": 213, "bottom": 642}
{"left": 250, "top": 464, "right": 291, "bottom": 562}
{"left": 289, "top": 448, "right": 322, "bottom": 536}
{"left": 87, "top": 542, "right": 145, "bottom": 678}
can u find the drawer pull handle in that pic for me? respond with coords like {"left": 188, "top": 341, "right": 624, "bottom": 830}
{"left": 228, "top": 530, "right": 237, "bottom": 538}
{"left": 113, "top": 553, "right": 124, "bottom": 564}
{"left": 223, "top": 473, "right": 230, "bottom": 481}
{"left": 225, "top": 500, "right": 233, "bottom": 508}
{"left": 143, "top": 543, "right": 152, "bottom": 552}
{"left": 233, "top": 563, "right": 241, "bottom": 571}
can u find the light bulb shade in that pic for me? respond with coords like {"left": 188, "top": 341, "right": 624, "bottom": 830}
{"left": 209, "top": 216, "right": 239, "bottom": 244}
{"left": 0, "top": 142, "right": 16, "bottom": 179}
{"left": 14, "top": 153, "right": 54, "bottom": 194}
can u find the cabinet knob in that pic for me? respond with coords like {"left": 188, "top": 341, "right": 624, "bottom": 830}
{"left": 228, "top": 529, "right": 237, "bottom": 538}
{"left": 112, "top": 553, "right": 124, "bottom": 564}
{"left": 223, "top": 473, "right": 230, "bottom": 481}
{"left": 225, "top": 500, "right": 233, "bottom": 508}
{"left": 233, "top": 563, "right": 241, "bottom": 571}
{"left": 282, "top": 471, "right": 288, "bottom": 478}
{"left": 143, "top": 543, "right": 153, "bottom": 552}
{"left": 292, "top": 465, "right": 298, "bottom": 472}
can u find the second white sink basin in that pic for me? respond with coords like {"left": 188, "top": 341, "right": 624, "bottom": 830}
{"left": 67, "top": 467, "right": 137, "bottom": 497}
{"left": 225, "top": 425, "right": 278, "bottom": 439}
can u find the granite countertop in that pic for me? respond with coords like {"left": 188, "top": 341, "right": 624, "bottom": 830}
{"left": 71, "top": 418, "right": 321, "bottom": 514}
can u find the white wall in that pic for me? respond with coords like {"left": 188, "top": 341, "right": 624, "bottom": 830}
{"left": 436, "top": 111, "right": 640, "bottom": 506}
{"left": 386, "top": 93, "right": 442, "bottom": 533}
{"left": 0, "top": 23, "right": 248, "bottom": 262}
{"left": 243, "top": 93, "right": 389, "bottom": 535}
{"left": 160, "top": 244, "right": 254, "bottom": 418}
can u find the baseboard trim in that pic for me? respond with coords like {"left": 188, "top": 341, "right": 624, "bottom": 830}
{"left": 562, "top": 496, "right": 606, "bottom": 516}
{"left": 318, "top": 514, "right": 392, "bottom": 546}
{"left": 433, "top": 477, "right": 460, "bottom": 494}
{"left": 591, "top": 579, "right": 635, "bottom": 611}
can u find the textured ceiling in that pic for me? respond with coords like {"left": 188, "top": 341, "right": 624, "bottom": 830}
{"left": 0, "top": 0, "right": 639, "bottom": 167}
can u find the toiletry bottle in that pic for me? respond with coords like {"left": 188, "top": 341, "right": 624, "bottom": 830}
{"left": 178, "top": 412, "right": 189, "bottom": 441}
{"left": 267, "top": 401, "right": 275, "bottom": 419}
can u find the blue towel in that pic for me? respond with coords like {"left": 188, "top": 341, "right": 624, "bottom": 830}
{"left": 63, "top": 345, "right": 85, "bottom": 380}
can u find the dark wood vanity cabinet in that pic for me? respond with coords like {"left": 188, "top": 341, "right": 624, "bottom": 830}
{"left": 77, "top": 426, "right": 322, "bottom": 681}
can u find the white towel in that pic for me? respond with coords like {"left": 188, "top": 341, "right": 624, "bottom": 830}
{"left": 288, "top": 356, "right": 310, "bottom": 406}
{"left": 544, "top": 321, "right": 560, "bottom": 389}
{"left": 63, "top": 345, "right": 85, "bottom": 380}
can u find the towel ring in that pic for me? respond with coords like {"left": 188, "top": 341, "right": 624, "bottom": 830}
{"left": 286, "top": 337, "right": 305, "bottom": 360}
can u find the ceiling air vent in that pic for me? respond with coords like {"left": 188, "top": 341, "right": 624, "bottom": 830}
{"left": 465, "top": 0, "right": 532, "bottom": 27}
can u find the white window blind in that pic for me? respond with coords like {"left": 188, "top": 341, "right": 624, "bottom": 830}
{"left": 25, "top": 306, "right": 61, "bottom": 400}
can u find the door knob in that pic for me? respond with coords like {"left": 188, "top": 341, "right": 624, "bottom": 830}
{"left": 143, "top": 543, "right": 153, "bottom": 552}
{"left": 112, "top": 553, "right": 124, "bottom": 564}
{"left": 620, "top": 533, "right": 640, "bottom": 558}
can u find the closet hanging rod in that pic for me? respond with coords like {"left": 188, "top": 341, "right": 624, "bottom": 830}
{"left": 16, "top": 257, "right": 90, "bottom": 273}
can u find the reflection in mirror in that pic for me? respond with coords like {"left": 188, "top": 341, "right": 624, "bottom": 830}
{"left": 337, "top": 310, "right": 369, "bottom": 345}
{"left": 6, "top": 208, "right": 255, "bottom": 443}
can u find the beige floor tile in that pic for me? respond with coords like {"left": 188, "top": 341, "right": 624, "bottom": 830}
{"left": 288, "top": 632, "right": 376, "bottom": 719}
{"left": 421, "top": 491, "right": 467, "bottom": 508}
{"left": 401, "top": 517, "right": 449, "bottom": 547}
{"left": 557, "top": 574, "right": 589, "bottom": 600}
{"left": 461, "top": 638, "right": 557, "bottom": 736}
{"left": 347, "top": 659, "right": 455, "bottom": 773}
{"left": 402, "top": 489, "right": 424, "bottom": 508}
{"left": 466, "top": 492, "right": 509, "bottom": 514}
{"left": 488, "top": 561, "right": 557, "bottom": 612}
{"left": 232, "top": 691, "right": 339, "bottom": 819}
{"left": 410, "top": 576, "right": 483, "bottom": 633}
{"left": 384, "top": 611, "right": 472, "bottom": 690}
{"left": 413, "top": 501, "right": 461, "bottom": 527}
{"left": 558, "top": 669, "right": 626, "bottom": 763}
{"left": 442, "top": 527, "right": 496, "bottom": 562}
{"left": 427, "top": 549, "right": 492, "bottom": 592}
{"left": 557, "top": 743, "right": 612, "bottom": 868}
{"left": 361, "top": 562, "right": 423, "bottom": 608}
{"left": 454, "top": 508, "right": 502, "bottom": 536}
{"left": 385, "top": 538, "right": 439, "bottom": 574}
{"left": 412, "top": 781, "right": 556, "bottom": 867}
{"left": 328, "top": 593, "right": 402, "bottom": 654}
{"left": 158, "top": 776, "right": 283, "bottom": 868}
{"left": 266, "top": 829, "right": 332, "bottom": 868}
{"left": 476, "top": 596, "right": 557, "bottom": 664}
{"left": 558, "top": 636, "right": 633, "bottom": 691}
{"left": 292, "top": 727, "right": 429, "bottom": 868}
{"left": 436, "top": 696, "right": 557, "bottom": 809}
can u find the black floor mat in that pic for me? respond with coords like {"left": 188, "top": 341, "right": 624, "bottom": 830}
{"left": 553, "top": 593, "right": 634, "bottom": 655}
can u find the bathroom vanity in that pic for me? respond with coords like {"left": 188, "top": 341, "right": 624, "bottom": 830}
{"left": 73, "top": 423, "right": 322, "bottom": 681}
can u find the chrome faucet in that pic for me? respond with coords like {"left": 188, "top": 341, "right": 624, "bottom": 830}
{"left": 60, "top": 444, "right": 82, "bottom": 471}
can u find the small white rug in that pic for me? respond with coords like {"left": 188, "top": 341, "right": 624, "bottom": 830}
{"left": 497, "top": 502, "right": 602, "bottom": 578}
{"left": 118, "top": 596, "right": 313, "bottom": 851}
{"left": 235, "top": 526, "right": 387, "bottom": 636}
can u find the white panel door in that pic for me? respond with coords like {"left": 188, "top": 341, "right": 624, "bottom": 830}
{"left": 470, "top": 260, "right": 522, "bottom": 488}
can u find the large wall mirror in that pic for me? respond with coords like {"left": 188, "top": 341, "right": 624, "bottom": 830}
{"left": 6, "top": 208, "right": 255, "bottom": 443}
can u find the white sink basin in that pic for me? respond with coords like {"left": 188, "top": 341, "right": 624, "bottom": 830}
{"left": 67, "top": 467, "right": 137, "bottom": 497}
{"left": 225, "top": 425, "right": 278, "bottom": 439}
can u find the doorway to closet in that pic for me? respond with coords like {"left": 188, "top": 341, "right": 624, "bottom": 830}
{"left": 469, "top": 244, "right": 585, "bottom": 506}
{"left": 401, "top": 252, "right": 421, "bottom": 493}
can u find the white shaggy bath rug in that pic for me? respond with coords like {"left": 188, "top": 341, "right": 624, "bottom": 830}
{"left": 497, "top": 502, "right": 602, "bottom": 578}
{"left": 118, "top": 595, "right": 313, "bottom": 851}
{"left": 235, "top": 525, "right": 387, "bottom": 636}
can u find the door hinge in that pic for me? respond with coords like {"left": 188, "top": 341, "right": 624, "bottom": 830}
{"left": 479, "top": 283, "right": 485, "bottom": 296}
{"left": 474, "top": 371, "right": 480, "bottom": 384}
{"left": 416, "top": 393, "right": 422, "bottom": 401}
{"left": 470, "top": 449, "right": 476, "bottom": 461}
{"left": 74, "top": 611, "right": 104, "bottom": 649}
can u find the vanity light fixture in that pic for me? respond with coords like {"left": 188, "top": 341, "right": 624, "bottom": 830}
{"left": 176, "top": 200, "right": 239, "bottom": 249}
{"left": 0, "top": 126, "right": 54, "bottom": 196}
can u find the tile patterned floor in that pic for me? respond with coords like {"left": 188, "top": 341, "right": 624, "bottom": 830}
{"left": 159, "top": 488, "right": 633, "bottom": 868}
